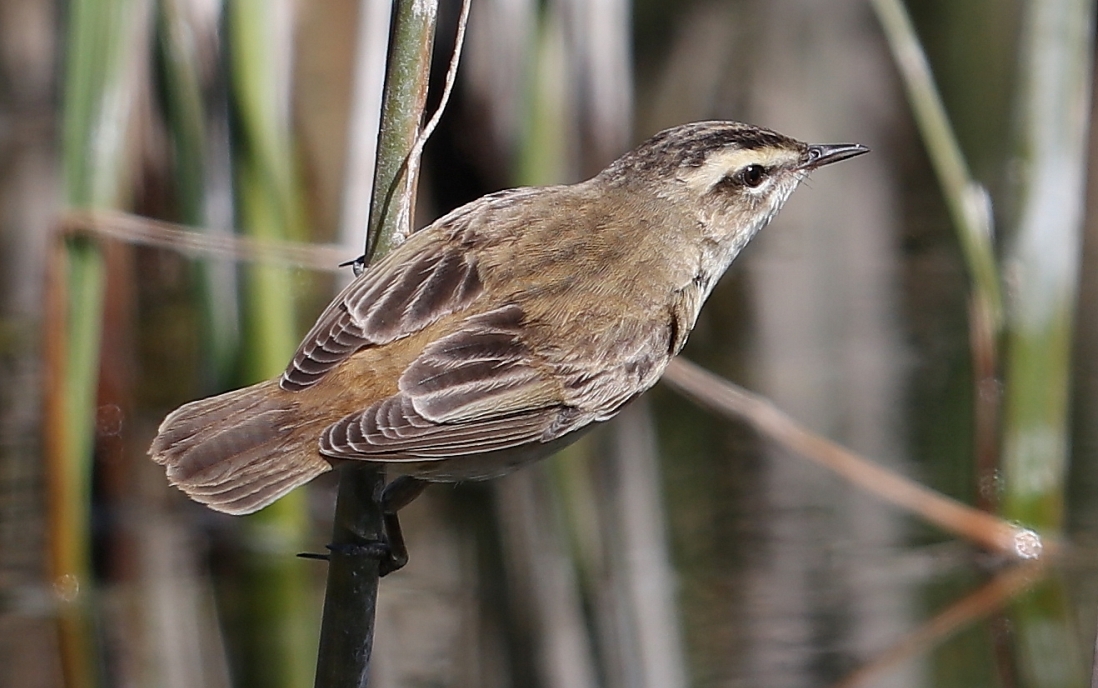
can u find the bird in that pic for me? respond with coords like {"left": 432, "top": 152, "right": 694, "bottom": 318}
{"left": 150, "top": 120, "right": 868, "bottom": 519}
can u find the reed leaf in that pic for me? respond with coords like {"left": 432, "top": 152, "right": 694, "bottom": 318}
{"left": 227, "top": 1, "right": 316, "bottom": 685}
{"left": 52, "top": 0, "right": 150, "bottom": 684}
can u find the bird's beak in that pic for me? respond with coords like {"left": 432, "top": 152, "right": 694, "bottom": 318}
{"left": 802, "top": 143, "right": 869, "bottom": 170}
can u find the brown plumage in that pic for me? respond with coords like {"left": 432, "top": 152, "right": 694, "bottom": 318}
{"left": 150, "top": 121, "right": 868, "bottom": 515}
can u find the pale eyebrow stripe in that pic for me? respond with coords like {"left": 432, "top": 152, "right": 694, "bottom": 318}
{"left": 677, "top": 147, "right": 798, "bottom": 192}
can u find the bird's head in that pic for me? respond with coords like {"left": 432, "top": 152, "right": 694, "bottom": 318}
{"left": 602, "top": 121, "right": 868, "bottom": 255}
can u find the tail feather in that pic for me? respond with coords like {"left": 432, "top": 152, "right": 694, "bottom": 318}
{"left": 173, "top": 438, "right": 298, "bottom": 493}
{"left": 149, "top": 380, "right": 331, "bottom": 515}
{"left": 187, "top": 462, "right": 326, "bottom": 515}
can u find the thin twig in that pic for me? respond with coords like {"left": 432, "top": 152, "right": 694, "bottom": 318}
{"left": 661, "top": 358, "right": 1052, "bottom": 561}
{"left": 398, "top": 0, "right": 471, "bottom": 229}
{"left": 831, "top": 561, "right": 1046, "bottom": 688}
{"left": 58, "top": 209, "right": 354, "bottom": 271}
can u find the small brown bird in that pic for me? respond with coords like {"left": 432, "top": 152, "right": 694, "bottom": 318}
{"left": 150, "top": 121, "right": 867, "bottom": 516}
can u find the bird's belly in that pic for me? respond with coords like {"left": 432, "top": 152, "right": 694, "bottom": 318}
{"left": 383, "top": 424, "right": 596, "bottom": 482}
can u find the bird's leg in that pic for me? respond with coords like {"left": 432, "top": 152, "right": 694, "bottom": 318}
{"left": 377, "top": 476, "right": 428, "bottom": 576}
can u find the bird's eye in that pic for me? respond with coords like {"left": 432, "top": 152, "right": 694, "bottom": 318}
{"left": 741, "top": 164, "right": 766, "bottom": 188}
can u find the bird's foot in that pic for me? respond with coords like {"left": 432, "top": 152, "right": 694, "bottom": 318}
{"left": 296, "top": 476, "right": 428, "bottom": 576}
{"left": 376, "top": 476, "right": 428, "bottom": 576}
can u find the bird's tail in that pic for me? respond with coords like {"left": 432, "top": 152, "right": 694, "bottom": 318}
{"left": 149, "top": 380, "right": 331, "bottom": 515}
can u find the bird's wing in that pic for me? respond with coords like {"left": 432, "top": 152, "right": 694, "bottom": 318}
{"left": 280, "top": 228, "right": 486, "bottom": 392}
{"left": 319, "top": 304, "right": 572, "bottom": 460}
{"left": 281, "top": 187, "right": 550, "bottom": 392}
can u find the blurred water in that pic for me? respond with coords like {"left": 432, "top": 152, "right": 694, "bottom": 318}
{"left": 634, "top": 2, "right": 1098, "bottom": 685}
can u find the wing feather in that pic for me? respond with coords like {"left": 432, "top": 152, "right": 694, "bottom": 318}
{"left": 319, "top": 396, "right": 553, "bottom": 460}
{"left": 318, "top": 305, "right": 567, "bottom": 461}
{"left": 281, "top": 237, "right": 483, "bottom": 391}
{"left": 281, "top": 187, "right": 546, "bottom": 392}
{"left": 400, "top": 306, "right": 559, "bottom": 422}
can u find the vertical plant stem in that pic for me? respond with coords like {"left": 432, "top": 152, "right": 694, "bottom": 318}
{"left": 314, "top": 465, "right": 386, "bottom": 688}
{"left": 1002, "top": 1, "right": 1093, "bottom": 682}
{"left": 871, "top": 0, "right": 1007, "bottom": 512}
{"left": 157, "top": 0, "right": 239, "bottom": 382}
{"left": 364, "top": 0, "right": 439, "bottom": 261}
{"left": 1001, "top": 0, "right": 1094, "bottom": 531}
{"left": 870, "top": 0, "right": 1003, "bottom": 331}
{"left": 315, "top": 1, "right": 438, "bottom": 686}
{"left": 43, "top": 237, "right": 102, "bottom": 688}
{"left": 51, "top": 0, "right": 147, "bottom": 684}
{"left": 228, "top": 1, "right": 316, "bottom": 685}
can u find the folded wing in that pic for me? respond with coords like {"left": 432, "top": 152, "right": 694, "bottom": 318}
{"left": 282, "top": 240, "right": 483, "bottom": 391}
{"left": 320, "top": 305, "right": 571, "bottom": 461}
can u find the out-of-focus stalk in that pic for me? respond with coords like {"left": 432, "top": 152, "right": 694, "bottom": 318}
{"left": 227, "top": 1, "right": 316, "bottom": 686}
{"left": 157, "top": 0, "right": 239, "bottom": 383}
{"left": 870, "top": 0, "right": 1003, "bottom": 333}
{"left": 1001, "top": 0, "right": 1093, "bottom": 683}
{"left": 1001, "top": 0, "right": 1094, "bottom": 532}
{"left": 50, "top": 0, "right": 149, "bottom": 685}
{"left": 871, "top": 0, "right": 1005, "bottom": 512}
{"left": 516, "top": 7, "right": 571, "bottom": 189}
{"left": 315, "top": 1, "right": 438, "bottom": 685}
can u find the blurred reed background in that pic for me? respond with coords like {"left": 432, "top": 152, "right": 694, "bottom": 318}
{"left": 2, "top": 0, "right": 1098, "bottom": 686}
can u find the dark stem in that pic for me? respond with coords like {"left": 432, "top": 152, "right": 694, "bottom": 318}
{"left": 1092, "top": 604, "right": 1098, "bottom": 688}
{"left": 313, "top": 0, "right": 438, "bottom": 685}
{"left": 314, "top": 465, "right": 386, "bottom": 688}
